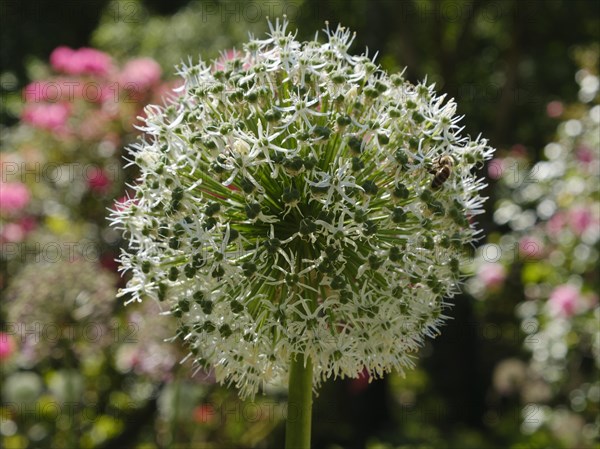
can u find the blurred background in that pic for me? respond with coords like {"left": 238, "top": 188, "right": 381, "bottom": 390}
{"left": 0, "top": 1, "right": 598, "bottom": 448}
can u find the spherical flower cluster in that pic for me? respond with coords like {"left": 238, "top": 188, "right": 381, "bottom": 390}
{"left": 5, "top": 259, "right": 117, "bottom": 362}
{"left": 112, "top": 19, "right": 494, "bottom": 398}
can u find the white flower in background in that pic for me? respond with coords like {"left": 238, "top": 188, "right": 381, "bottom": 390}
{"left": 111, "top": 18, "right": 494, "bottom": 399}
{"left": 467, "top": 52, "right": 599, "bottom": 447}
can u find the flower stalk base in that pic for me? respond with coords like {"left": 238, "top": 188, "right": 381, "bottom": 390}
{"left": 285, "top": 354, "right": 313, "bottom": 449}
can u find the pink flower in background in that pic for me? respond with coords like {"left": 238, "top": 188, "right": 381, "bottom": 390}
{"left": 0, "top": 182, "right": 30, "bottom": 213}
{"left": 78, "top": 110, "right": 112, "bottom": 140}
{"left": 1, "top": 223, "right": 25, "bottom": 243}
{"left": 87, "top": 167, "right": 111, "bottom": 193}
{"left": 119, "top": 58, "right": 162, "bottom": 92}
{"left": 548, "top": 284, "right": 580, "bottom": 318}
{"left": 22, "top": 79, "right": 85, "bottom": 103}
{"left": 0, "top": 216, "right": 36, "bottom": 243}
{"left": 575, "top": 145, "right": 594, "bottom": 164}
{"left": 49, "top": 46, "right": 75, "bottom": 71}
{"left": 25, "top": 81, "right": 52, "bottom": 102}
{"left": 152, "top": 79, "right": 185, "bottom": 100}
{"left": 113, "top": 195, "right": 135, "bottom": 212}
{"left": 546, "top": 211, "right": 567, "bottom": 237}
{"left": 50, "top": 46, "right": 112, "bottom": 76}
{"left": 75, "top": 48, "right": 113, "bottom": 76}
{"left": 0, "top": 333, "right": 15, "bottom": 360}
{"left": 519, "top": 236, "right": 544, "bottom": 260}
{"left": 488, "top": 158, "right": 505, "bottom": 180}
{"left": 477, "top": 263, "right": 507, "bottom": 289}
{"left": 22, "top": 102, "right": 70, "bottom": 131}
{"left": 546, "top": 100, "right": 564, "bottom": 118}
{"left": 568, "top": 207, "right": 594, "bottom": 235}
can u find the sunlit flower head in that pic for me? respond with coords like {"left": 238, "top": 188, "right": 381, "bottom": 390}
{"left": 112, "top": 19, "right": 494, "bottom": 398}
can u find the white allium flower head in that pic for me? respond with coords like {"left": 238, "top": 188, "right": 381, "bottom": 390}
{"left": 111, "top": 18, "right": 495, "bottom": 399}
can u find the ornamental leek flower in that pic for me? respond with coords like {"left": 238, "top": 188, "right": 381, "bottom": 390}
{"left": 111, "top": 18, "right": 493, "bottom": 437}
{"left": 5, "top": 259, "right": 117, "bottom": 363}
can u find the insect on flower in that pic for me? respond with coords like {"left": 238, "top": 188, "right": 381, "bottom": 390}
{"left": 428, "top": 154, "right": 455, "bottom": 189}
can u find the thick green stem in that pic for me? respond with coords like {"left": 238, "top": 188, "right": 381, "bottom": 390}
{"left": 285, "top": 354, "right": 313, "bottom": 449}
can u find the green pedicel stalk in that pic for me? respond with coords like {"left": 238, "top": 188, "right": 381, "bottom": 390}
{"left": 285, "top": 354, "right": 313, "bottom": 449}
